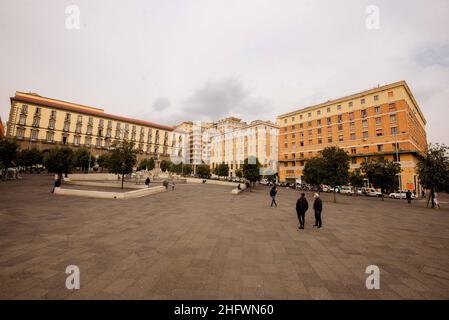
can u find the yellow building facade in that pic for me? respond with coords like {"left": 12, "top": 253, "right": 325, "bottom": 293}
{"left": 277, "top": 81, "right": 427, "bottom": 192}
{"left": 6, "top": 92, "right": 184, "bottom": 163}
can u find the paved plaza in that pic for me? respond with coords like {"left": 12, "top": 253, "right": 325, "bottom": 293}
{"left": 0, "top": 175, "right": 449, "bottom": 300}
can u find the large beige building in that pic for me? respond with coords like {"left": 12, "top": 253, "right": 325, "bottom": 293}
{"left": 277, "top": 81, "right": 427, "bottom": 192}
{"left": 6, "top": 92, "right": 185, "bottom": 163}
{"left": 210, "top": 118, "right": 279, "bottom": 177}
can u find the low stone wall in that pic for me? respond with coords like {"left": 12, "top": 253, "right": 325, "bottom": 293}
{"left": 67, "top": 173, "right": 118, "bottom": 181}
{"left": 54, "top": 185, "right": 165, "bottom": 199}
{"left": 186, "top": 178, "right": 239, "bottom": 187}
{"left": 66, "top": 180, "right": 146, "bottom": 189}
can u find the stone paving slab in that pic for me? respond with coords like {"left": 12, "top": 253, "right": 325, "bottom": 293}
{"left": 0, "top": 175, "right": 448, "bottom": 299}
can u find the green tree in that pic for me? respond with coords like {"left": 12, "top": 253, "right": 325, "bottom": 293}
{"left": 242, "top": 156, "right": 261, "bottom": 184}
{"left": 303, "top": 157, "right": 325, "bottom": 188}
{"left": 73, "top": 148, "right": 90, "bottom": 172}
{"left": 349, "top": 168, "right": 365, "bottom": 195}
{"left": 266, "top": 174, "right": 277, "bottom": 184}
{"left": 361, "top": 158, "right": 401, "bottom": 201}
{"left": 417, "top": 143, "right": 449, "bottom": 208}
{"left": 182, "top": 164, "right": 192, "bottom": 176}
{"left": 44, "top": 147, "right": 74, "bottom": 179}
{"left": 17, "top": 148, "right": 43, "bottom": 173}
{"left": 216, "top": 163, "right": 229, "bottom": 178}
{"left": 147, "top": 158, "right": 155, "bottom": 171}
{"left": 97, "top": 154, "right": 110, "bottom": 170}
{"left": 196, "top": 164, "right": 211, "bottom": 178}
{"left": 0, "top": 139, "right": 19, "bottom": 180}
{"left": 107, "top": 140, "right": 137, "bottom": 189}
{"left": 160, "top": 159, "right": 172, "bottom": 172}
{"left": 235, "top": 168, "right": 243, "bottom": 179}
{"left": 321, "top": 146, "right": 350, "bottom": 203}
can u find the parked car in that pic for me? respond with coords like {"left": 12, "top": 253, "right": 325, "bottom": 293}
{"left": 363, "top": 188, "right": 383, "bottom": 197}
{"left": 340, "top": 186, "right": 354, "bottom": 196}
{"left": 389, "top": 191, "right": 415, "bottom": 199}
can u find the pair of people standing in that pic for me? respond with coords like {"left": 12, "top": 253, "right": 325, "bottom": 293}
{"left": 296, "top": 193, "right": 322, "bottom": 229}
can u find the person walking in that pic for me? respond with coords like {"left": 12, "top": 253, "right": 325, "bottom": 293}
{"left": 406, "top": 190, "right": 412, "bottom": 204}
{"left": 270, "top": 186, "right": 278, "bottom": 207}
{"left": 51, "top": 177, "right": 61, "bottom": 193}
{"left": 145, "top": 177, "right": 151, "bottom": 188}
{"left": 296, "top": 193, "right": 309, "bottom": 229}
{"left": 434, "top": 192, "right": 441, "bottom": 209}
{"left": 313, "top": 193, "right": 323, "bottom": 228}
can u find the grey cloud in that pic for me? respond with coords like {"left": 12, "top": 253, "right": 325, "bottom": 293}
{"left": 182, "top": 77, "right": 271, "bottom": 122}
{"left": 415, "top": 44, "right": 449, "bottom": 68}
{"left": 152, "top": 97, "right": 171, "bottom": 111}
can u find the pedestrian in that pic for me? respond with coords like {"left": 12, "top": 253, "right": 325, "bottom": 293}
{"left": 313, "top": 193, "right": 322, "bottom": 228}
{"left": 172, "top": 182, "right": 175, "bottom": 190}
{"left": 270, "top": 186, "right": 278, "bottom": 207}
{"left": 434, "top": 192, "right": 441, "bottom": 209}
{"left": 421, "top": 189, "right": 426, "bottom": 199}
{"left": 163, "top": 180, "right": 169, "bottom": 190}
{"left": 51, "top": 178, "right": 61, "bottom": 193}
{"left": 296, "top": 193, "right": 309, "bottom": 229}
{"left": 406, "top": 190, "right": 412, "bottom": 204}
{"left": 145, "top": 177, "right": 151, "bottom": 188}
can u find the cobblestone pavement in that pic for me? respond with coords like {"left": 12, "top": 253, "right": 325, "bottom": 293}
{"left": 0, "top": 175, "right": 448, "bottom": 299}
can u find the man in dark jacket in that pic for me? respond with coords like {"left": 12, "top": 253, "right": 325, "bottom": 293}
{"left": 313, "top": 193, "right": 323, "bottom": 228}
{"left": 406, "top": 190, "right": 412, "bottom": 204}
{"left": 270, "top": 186, "right": 278, "bottom": 207}
{"left": 296, "top": 193, "right": 309, "bottom": 229}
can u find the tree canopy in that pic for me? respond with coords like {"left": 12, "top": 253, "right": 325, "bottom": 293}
{"left": 242, "top": 156, "right": 261, "bottom": 183}
{"left": 361, "top": 158, "right": 401, "bottom": 200}
{"left": 196, "top": 164, "right": 211, "bottom": 178}
{"left": 44, "top": 147, "right": 74, "bottom": 178}
{"left": 107, "top": 140, "right": 137, "bottom": 188}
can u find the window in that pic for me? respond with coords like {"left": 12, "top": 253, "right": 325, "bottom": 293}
{"left": 300, "top": 132, "right": 304, "bottom": 138}
{"left": 317, "top": 128, "right": 322, "bottom": 135}
{"left": 308, "top": 139, "right": 312, "bottom": 145}
{"left": 300, "top": 141, "right": 304, "bottom": 147}
{"left": 96, "top": 138, "right": 102, "bottom": 148}
{"left": 338, "top": 134, "right": 344, "bottom": 142}
{"left": 374, "top": 106, "right": 380, "bottom": 113}
{"left": 16, "top": 127, "right": 25, "bottom": 139}
{"left": 390, "top": 114, "right": 397, "bottom": 123}
{"left": 338, "top": 124, "right": 343, "bottom": 131}
{"left": 21, "top": 105, "right": 28, "bottom": 114}
{"left": 327, "top": 126, "right": 332, "bottom": 135}
{"left": 363, "top": 131, "right": 368, "bottom": 139}
{"left": 361, "top": 98, "right": 365, "bottom": 104}
{"left": 308, "top": 130, "right": 312, "bottom": 137}
{"left": 388, "top": 91, "right": 394, "bottom": 98}
{"left": 299, "top": 114, "right": 303, "bottom": 120}
{"left": 327, "top": 107, "right": 331, "bottom": 113}
{"left": 350, "top": 122, "right": 355, "bottom": 131}
{"left": 350, "top": 133, "right": 356, "bottom": 140}
{"left": 308, "top": 112, "right": 311, "bottom": 118}
{"left": 337, "top": 105, "right": 342, "bottom": 110}
{"left": 377, "top": 144, "right": 384, "bottom": 152}
{"left": 327, "top": 117, "right": 331, "bottom": 125}
{"left": 284, "top": 119, "right": 287, "bottom": 124}
{"left": 88, "top": 117, "right": 93, "bottom": 125}
{"left": 318, "top": 138, "right": 322, "bottom": 144}
{"left": 291, "top": 133, "right": 296, "bottom": 138}
{"left": 349, "top": 112, "right": 354, "bottom": 120}
{"left": 351, "top": 157, "right": 357, "bottom": 164}
{"left": 338, "top": 115, "right": 342, "bottom": 123}
{"left": 361, "top": 109, "right": 367, "bottom": 118}
{"left": 19, "top": 114, "right": 27, "bottom": 125}
{"left": 317, "top": 110, "right": 321, "bottom": 115}
{"left": 32, "top": 116, "right": 40, "bottom": 127}
{"left": 48, "top": 119, "right": 56, "bottom": 130}
{"left": 291, "top": 116, "right": 295, "bottom": 121}
{"left": 362, "top": 119, "right": 368, "bottom": 128}
{"left": 351, "top": 147, "right": 357, "bottom": 154}
{"left": 77, "top": 115, "right": 83, "bottom": 123}
{"left": 364, "top": 146, "right": 369, "bottom": 153}
{"left": 74, "top": 135, "right": 80, "bottom": 146}
{"left": 348, "top": 101, "right": 353, "bottom": 107}
{"left": 85, "top": 136, "right": 92, "bottom": 146}
{"left": 374, "top": 95, "right": 379, "bottom": 101}
{"left": 46, "top": 131, "right": 55, "bottom": 142}
{"left": 376, "top": 117, "right": 382, "bottom": 125}
{"left": 31, "top": 129, "right": 39, "bottom": 141}
{"left": 62, "top": 135, "right": 68, "bottom": 145}
{"left": 328, "top": 137, "right": 332, "bottom": 143}
{"left": 391, "top": 127, "right": 398, "bottom": 135}
{"left": 299, "top": 123, "right": 303, "bottom": 129}
{"left": 63, "top": 121, "right": 70, "bottom": 132}
{"left": 75, "top": 122, "right": 82, "bottom": 133}
{"left": 308, "top": 121, "right": 312, "bottom": 127}
{"left": 65, "top": 113, "right": 71, "bottom": 121}
{"left": 376, "top": 129, "right": 383, "bottom": 137}
{"left": 389, "top": 103, "right": 396, "bottom": 111}
{"left": 317, "top": 119, "right": 321, "bottom": 126}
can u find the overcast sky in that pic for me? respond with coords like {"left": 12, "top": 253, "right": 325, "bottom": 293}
{"left": 1, "top": 0, "right": 448, "bottom": 144}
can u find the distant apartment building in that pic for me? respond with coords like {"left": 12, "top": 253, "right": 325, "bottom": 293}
{"left": 210, "top": 119, "right": 279, "bottom": 177}
{"left": 277, "top": 81, "right": 427, "bottom": 192}
{"left": 6, "top": 92, "right": 186, "bottom": 163}
{"left": 0, "top": 117, "right": 5, "bottom": 139}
